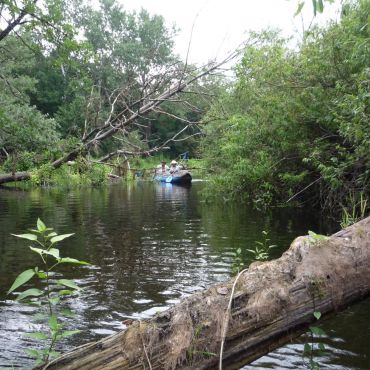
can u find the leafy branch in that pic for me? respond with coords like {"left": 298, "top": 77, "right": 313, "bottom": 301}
{"left": 8, "top": 218, "right": 90, "bottom": 366}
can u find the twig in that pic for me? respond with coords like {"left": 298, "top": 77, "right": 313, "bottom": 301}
{"left": 286, "top": 177, "right": 322, "bottom": 203}
{"left": 139, "top": 321, "right": 153, "bottom": 370}
{"left": 219, "top": 268, "right": 249, "bottom": 370}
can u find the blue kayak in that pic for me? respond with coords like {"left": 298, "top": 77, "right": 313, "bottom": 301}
{"left": 154, "top": 171, "right": 192, "bottom": 185}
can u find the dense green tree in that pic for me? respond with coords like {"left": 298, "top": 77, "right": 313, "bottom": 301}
{"left": 0, "top": 36, "right": 59, "bottom": 168}
{"left": 201, "top": 1, "right": 369, "bottom": 210}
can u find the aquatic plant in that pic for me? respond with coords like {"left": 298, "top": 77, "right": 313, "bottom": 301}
{"left": 340, "top": 192, "right": 368, "bottom": 229}
{"left": 303, "top": 311, "right": 327, "bottom": 369}
{"left": 247, "top": 230, "right": 277, "bottom": 261}
{"left": 8, "top": 218, "right": 89, "bottom": 366}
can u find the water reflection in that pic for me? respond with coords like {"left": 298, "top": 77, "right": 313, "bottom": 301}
{"left": 0, "top": 183, "right": 368, "bottom": 369}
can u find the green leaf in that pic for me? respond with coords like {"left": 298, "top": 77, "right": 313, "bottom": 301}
{"left": 318, "top": 342, "right": 326, "bottom": 351}
{"left": 30, "top": 246, "right": 45, "bottom": 256}
{"left": 26, "top": 331, "right": 49, "bottom": 340}
{"left": 317, "top": 0, "right": 324, "bottom": 13}
{"left": 28, "top": 300, "right": 42, "bottom": 307}
{"left": 312, "top": 0, "right": 317, "bottom": 16}
{"left": 308, "top": 231, "right": 329, "bottom": 241}
{"left": 36, "top": 271, "right": 47, "bottom": 279}
{"left": 30, "top": 247, "right": 60, "bottom": 259}
{"left": 48, "top": 297, "right": 60, "bottom": 306}
{"left": 294, "top": 1, "right": 305, "bottom": 17}
{"left": 50, "top": 233, "right": 74, "bottom": 244}
{"left": 49, "top": 315, "right": 58, "bottom": 331}
{"left": 61, "top": 308, "right": 75, "bottom": 317}
{"left": 16, "top": 288, "right": 43, "bottom": 301}
{"left": 48, "top": 351, "right": 61, "bottom": 359}
{"left": 309, "top": 326, "right": 326, "bottom": 336}
{"left": 47, "top": 248, "right": 60, "bottom": 259}
{"left": 28, "top": 229, "right": 41, "bottom": 233}
{"left": 11, "top": 233, "right": 37, "bottom": 241}
{"left": 304, "top": 343, "right": 311, "bottom": 354}
{"left": 37, "top": 218, "right": 46, "bottom": 232}
{"left": 48, "top": 232, "right": 58, "bottom": 237}
{"left": 314, "top": 311, "right": 322, "bottom": 320}
{"left": 33, "top": 313, "right": 48, "bottom": 321}
{"left": 57, "top": 279, "right": 79, "bottom": 290}
{"left": 58, "top": 257, "right": 90, "bottom": 265}
{"left": 8, "top": 269, "right": 35, "bottom": 294}
{"left": 60, "top": 330, "right": 80, "bottom": 338}
{"left": 59, "top": 289, "right": 73, "bottom": 296}
{"left": 24, "top": 348, "right": 42, "bottom": 358}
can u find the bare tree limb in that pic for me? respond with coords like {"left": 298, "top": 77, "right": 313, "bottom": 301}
{"left": 0, "top": 0, "right": 38, "bottom": 42}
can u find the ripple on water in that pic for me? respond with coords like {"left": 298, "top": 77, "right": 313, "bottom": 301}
{"left": 0, "top": 184, "right": 368, "bottom": 369}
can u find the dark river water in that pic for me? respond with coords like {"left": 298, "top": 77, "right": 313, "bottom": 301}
{"left": 0, "top": 182, "right": 369, "bottom": 369}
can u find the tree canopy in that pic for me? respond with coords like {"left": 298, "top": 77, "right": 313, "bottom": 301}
{"left": 0, "top": 0, "right": 368, "bottom": 214}
{"left": 201, "top": 0, "right": 369, "bottom": 210}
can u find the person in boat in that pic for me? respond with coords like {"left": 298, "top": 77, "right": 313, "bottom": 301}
{"left": 169, "top": 160, "right": 180, "bottom": 174}
{"left": 157, "top": 161, "right": 169, "bottom": 175}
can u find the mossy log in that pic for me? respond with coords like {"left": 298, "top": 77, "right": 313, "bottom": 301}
{"left": 42, "top": 217, "right": 370, "bottom": 370}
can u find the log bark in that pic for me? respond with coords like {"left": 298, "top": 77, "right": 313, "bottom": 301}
{"left": 41, "top": 217, "right": 370, "bottom": 370}
{"left": 0, "top": 171, "right": 31, "bottom": 184}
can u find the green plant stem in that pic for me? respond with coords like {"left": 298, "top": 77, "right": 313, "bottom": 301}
{"left": 45, "top": 260, "right": 53, "bottom": 317}
{"left": 44, "top": 332, "right": 58, "bottom": 363}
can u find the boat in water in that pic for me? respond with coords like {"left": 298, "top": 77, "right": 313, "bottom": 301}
{"left": 154, "top": 170, "right": 192, "bottom": 185}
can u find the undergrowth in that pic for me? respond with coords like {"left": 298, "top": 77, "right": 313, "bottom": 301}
{"left": 30, "top": 161, "right": 111, "bottom": 188}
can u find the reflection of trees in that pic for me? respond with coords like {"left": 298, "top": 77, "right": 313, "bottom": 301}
{"left": 197, "top": 199, "right": 333, "bottom": 261}
{"left": 0, "top": 183, "right": 333, "bottom": 363}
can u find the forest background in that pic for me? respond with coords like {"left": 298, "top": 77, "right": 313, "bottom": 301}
{"left": 0, "top": 0, "right": 368, "bottom": 214}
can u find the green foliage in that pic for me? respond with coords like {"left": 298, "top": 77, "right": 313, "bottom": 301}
{"left": 231, "top": 230, "right": 276, "bottom": 274}
{"left": 308, "top": 230, "right": 329, "bottom": 244}
{"left": 30, "top": 161, "right": 110, "bottom": 188}
{"left": 340, "top": 191, "right": 368, "bottom": 228}
{"left": 0, "top": 35, "right": 60, "bottom": 162}
{"left": 8, "top": 218, "right": 89, "bottom": 365}
{"left": 2, "top": 152, "right": 36, "bottom": 172}
{"left": 201, "top": 2, "right": 370, "bottom": 211}
{"left": 31, "top": 163, "right": 55, "bottom": 186}
{"left": 303, "top": 311, "right": 328, "bottom": 369}
{"left": 231, "top": 248, "right": 244, "bottom": 275}
{"left": 0, "top": 0, "right": 182, "bottom": 171}
{"left": 294, "top": 0, "right": 334, "bottom": 17}
{"left": 247, "top": 230, "right": 277, "bottom": 261}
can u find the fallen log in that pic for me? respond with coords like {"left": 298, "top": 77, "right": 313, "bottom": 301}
{"left": 41, "top": 217, "right": 370, "bottom": 370}
{"left": 0, "top": 171, "right": 31, "bottom": 184}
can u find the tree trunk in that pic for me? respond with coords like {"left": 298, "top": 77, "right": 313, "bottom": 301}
{"left": 0, "top": 171, "right": 31, "bottom": 184}
{"left": 41, "top": 217, "right": 370, "bottom": 370}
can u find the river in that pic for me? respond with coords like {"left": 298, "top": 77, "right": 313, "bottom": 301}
{"left": 0, "top": 182, "right": 369, "bottom": 369}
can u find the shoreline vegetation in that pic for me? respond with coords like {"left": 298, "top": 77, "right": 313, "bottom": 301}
{"left": 0, "top": 157, "right": 206, "bottom": 189}
{"left": 0, "top": 1, "right": 368, "bottom": 216}
{"left": 1, "top": 0, "right": 369, "bottom": 368}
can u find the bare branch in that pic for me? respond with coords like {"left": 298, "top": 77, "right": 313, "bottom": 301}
{"left": 153, "top": 108, "right": 199, "bottom": 125}
{"left": 0, "top": 0, "right": 38, "bottom": 42}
